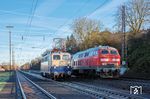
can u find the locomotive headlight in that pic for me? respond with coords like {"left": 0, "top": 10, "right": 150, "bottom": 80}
{"left": 54, "top": 72, "right": 58, "bottom": 75}
{"left": 54, "top": 66, "right": 57, "bottom": 69}
{"left": 101, "top": 58, "right": 109, "bottom": 61}
{"left": 67, "top": 71, "right": 71, "bottom": 75}
{"left": 102, "top": 63, "right": 106, "bottom": 65}
{"left": 112, "top": 59, "right": 120, "bottom": 61}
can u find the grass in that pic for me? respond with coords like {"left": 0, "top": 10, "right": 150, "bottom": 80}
{"left": 0, "top": 71, "right": 12, "bottom": 91}
{"left": 0, "top": 71, "right": 11, "bottom": 76}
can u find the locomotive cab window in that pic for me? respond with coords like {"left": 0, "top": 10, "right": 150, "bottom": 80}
{"left": 62, "top": 55, "right": 69, "bottom": 60}
{"left": 53, "top": 55, "right": 60, "bottom": 60}
{"left": 110, "top": 50, "right": 118, "bottom": 55}
{"left": 101, "top": 49, "right": 109, "bottom": 54}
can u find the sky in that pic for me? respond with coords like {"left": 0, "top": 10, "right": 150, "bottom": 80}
{"left": 0, "top": 0, "right": 128, "bottom": 65}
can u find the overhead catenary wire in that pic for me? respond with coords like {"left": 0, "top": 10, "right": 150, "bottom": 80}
{"left": 25, "top": 0, "right": 37, "bottom": 35}
{"left": 20, "top": 0, "right": 92, "bottom": 52}
{"left": 19, "top": 0, "right": 109, "bottom": 65}
{"left": 2, "top": 0, "right": 107, "bottom": 39}
{"left": 62, "top": 0, "right": 108, "bottom": 36}
{"left": 85, "top": 0, "right": 108, "bottom": 17}
{"left": 21, "top": 0, "right": 109, "bottom": 57}
{"left": 31, "top": 1, "right": 109, "bottom": 59}
{"left": 27, "top": 0, "right": 39, "bottom": 35}
{"left": 19, "top": 0, "right": 39, "bottom": 65}
{"left": 52, "top": 0, "right": 108, "bottom": 36}
{"left": 18, "top": 0, "right": 36, "bottom": 64}
{"left": 19, "top": 0, "right": 94, "bottom": 65}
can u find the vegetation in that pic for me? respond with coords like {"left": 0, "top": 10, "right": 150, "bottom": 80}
{"left": 125, "top": 0, "right": 149, "bottom": 34}
{"left": 0, "top": 72, "right": 12, "bottom": 91}
{"left": 0, "top": 63, "right": 17, "bottom": 71}
{"left": 66, "top": 17, "right": 122, "bottom": 53}
{"left": 126, "top": 30, "right": 150, "bottom": 78}
{"left": 66, "top": 0, "right": 150, "bottom": 78}
{"left": 116, "top": 0, "right": 149, "bottom": 34}
{"left": 20, "top": 58, "right": 41, "bottom": 70}
{"left": 18, "top": 0, "right": 149, "bottom": 78}
{"left": 30, "top": 58, "right": 41, "bottom": 70}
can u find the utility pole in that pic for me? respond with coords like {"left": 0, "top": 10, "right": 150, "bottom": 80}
{"left": 121, "top": 5, "right": 127, "bottom": 66}
{"left": 12, "top": 45, "right": 15, "bottom": 70}
{"left": 6, "top": 25, "right": 14, "bottom": 72}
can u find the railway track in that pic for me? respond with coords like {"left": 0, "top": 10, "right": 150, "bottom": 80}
{"left": 16, "top": 71, "right": 56, "bottom": 99}
{"left": 66, "top": 76, "right": 150, "bottom": 94}
{"left": 89, "top": 78, "right": 150, "bottom": 94}
{"left": 63, "top": 81, "right": 150, "bottom": 99}
{"left": 21, "top": 71, "right": 150, "bottom": 99}
{"left": 18, "top": 71, "right": 94, "bottom": 99}
{"left": 117, "top": 77, "right": 150, "bottom": 87}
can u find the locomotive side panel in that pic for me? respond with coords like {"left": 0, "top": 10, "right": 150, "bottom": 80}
{"left": 41, "top": 54, "right": 51, "bottom": 76}
{"left": 71, "top": 46, "right": 122, "bottom": 78}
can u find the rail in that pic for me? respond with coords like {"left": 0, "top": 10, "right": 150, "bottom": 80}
{"left": 20, "top": 71, "right": 57, "bottom": 99}
{"left": 21, "top": 71, "right": 148, "bottom": 99}
{"left": 16, "top": 71, "right": 27, "bottom": 99}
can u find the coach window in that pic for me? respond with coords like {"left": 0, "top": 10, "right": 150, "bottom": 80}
{"left": 110, "top": 50, "right": 118, "bottom": 55}
{"left": 53, "top": 55, "right": 60, "bottom": 60}
{"left": 101, "top": 49, "right": 109, "bottom": 54}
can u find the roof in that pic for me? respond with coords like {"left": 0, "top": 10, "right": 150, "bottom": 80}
{"left": 73, "top": 45, "right": 117, "bottom": 58}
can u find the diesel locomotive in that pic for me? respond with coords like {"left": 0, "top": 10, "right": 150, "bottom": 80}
{"left": 71, "top": 46, "right": 124, "bottom": 78}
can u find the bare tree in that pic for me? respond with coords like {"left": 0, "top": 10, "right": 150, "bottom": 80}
{"left": 72, "top": 17, "right": 101, "bottom": 44}
{"left": 125, "top": 0, "right": 149, "bottom": 33}
{"left": 114, "top": 6, "right": 122, "bottom": 32}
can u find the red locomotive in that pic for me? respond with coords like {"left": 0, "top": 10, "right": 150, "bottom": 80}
{"left": 71, "top": 46, "right": 121, "bottom": 78}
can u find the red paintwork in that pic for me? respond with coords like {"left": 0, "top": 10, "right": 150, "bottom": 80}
{"left": 72, "top": 46, "right": 121, "bottom": 69}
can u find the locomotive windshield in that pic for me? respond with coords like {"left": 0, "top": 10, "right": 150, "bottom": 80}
{"left": 53, "top": 55, "right": 60, "bottom": 60}
{"left": 101, "top": 49, "right": 109, "bottom": 54}
{"left": 110, "top": 50, "right": 118, "bottom": 55}
{"left": 62, "top": 55, "right": 69, "bottom": 60}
